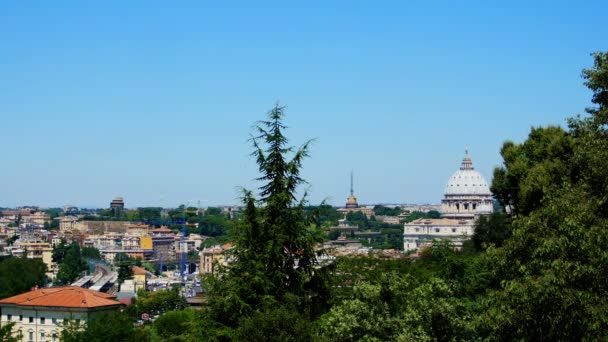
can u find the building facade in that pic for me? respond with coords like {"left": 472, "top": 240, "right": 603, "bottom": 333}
{"left": 404, "top": 151, "right": 493, "bottom": 252}
{"left": 0, "top": 287, "right": 123, "bottom": 342}
{"left": 110, "top": 197, "right": 125, "bottom": 217}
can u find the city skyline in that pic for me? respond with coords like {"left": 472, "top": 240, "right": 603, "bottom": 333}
{"left": 1, "top": 1, "right": 606, "bottom": 207}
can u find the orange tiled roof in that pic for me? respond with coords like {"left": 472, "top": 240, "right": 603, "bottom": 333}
{"left": 132, "top": 266, "right": 148, "bottom": 275}
{"left": 0, "top": 286, "right": 123, "bottom": 309}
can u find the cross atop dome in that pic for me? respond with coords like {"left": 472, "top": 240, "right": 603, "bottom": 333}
{"left": 460, "top": 149, "right": 474, "bottom": 170}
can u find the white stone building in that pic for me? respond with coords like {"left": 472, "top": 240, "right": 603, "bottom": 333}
{"left": 404, "top": 151, "right": 493, "bottom": 252}
{"left": 0, "top": 286, "right": 123, "bottom": 342}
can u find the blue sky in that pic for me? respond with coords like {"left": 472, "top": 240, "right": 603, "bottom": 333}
{"left": 0, "top": 1, "right": 606, "bottom": 208}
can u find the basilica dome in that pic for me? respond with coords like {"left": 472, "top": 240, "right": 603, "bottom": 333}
{"left": 441, "top": 151, "right": 493, "bottom": 219}
{"left": 444, "top": 152, "right": 491, "bottom": 196}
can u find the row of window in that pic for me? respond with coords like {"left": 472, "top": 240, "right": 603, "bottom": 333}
{"left": 18, "top": 329, "right": 57, "bottom": 342}
{"left": 411, "top": 227, "right": 458, "bottom": 233}
{"left": 5, "top": 314, "right": 58, "bottom": 325}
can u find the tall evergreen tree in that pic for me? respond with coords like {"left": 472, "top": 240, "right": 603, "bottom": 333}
{"left": 200, "top": 105, "right": 328, "bottom": 339}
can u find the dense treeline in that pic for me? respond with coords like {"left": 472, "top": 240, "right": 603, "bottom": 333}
{"left": 53, "top": 242, "right": 89, "bottom": 284}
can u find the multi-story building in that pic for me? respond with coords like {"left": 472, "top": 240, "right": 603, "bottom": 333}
{"left": 150, "top": 227, "right": 176, "bottom": 261}
{"left": 0, "top": 286, "right": 123, "bottom": 342}
{"left": 110, "top": 197, "right": 125, "bottom": 217}
{"left": 126, "top": 224, "right": 149, "bottom": 236}
{"left": 200, "top": 243, "right": 233, "bottom": 275}
{"left": 26, "top": 212, "right": 51, "bottom": 226}
{"left": 56, "top": 216, "right": 79, "bottom": 232}
{"left": 11, "top": 241, "right": 55, "bottom": 277}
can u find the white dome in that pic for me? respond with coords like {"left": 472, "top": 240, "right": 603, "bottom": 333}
{"left": 444, "top": 151, "right": 491, "bottom": 196}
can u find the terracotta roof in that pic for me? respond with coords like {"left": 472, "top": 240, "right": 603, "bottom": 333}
{"left": 132, "top": 266, "right": 148, "bottom": 275}
{"left": 0, "top": 286, "right": 123, "bottom": 309}
{"left": 118, "top": 297, "right": 133, "bottom": 306}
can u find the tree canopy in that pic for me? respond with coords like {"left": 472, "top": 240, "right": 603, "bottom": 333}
{"left": 0, "top": 257, "right": 47, "bottom": 299}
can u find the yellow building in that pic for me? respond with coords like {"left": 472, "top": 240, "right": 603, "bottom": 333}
{"left": 16, "top": 241, "right": 54, "bottom": 278}
{"left": 140, "top": 236, "right": 153, "bottom": 250}
{"left": 132, "top": 266, "right": 148, "bottom": 292}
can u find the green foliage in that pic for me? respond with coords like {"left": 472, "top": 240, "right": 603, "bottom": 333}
{"left": 0, "top": 258, "right": 47, "bottom": 299}
{"left": 471, "top": 211, "right": 512, "bottom": 251}
{"left": 153, "top": 309, "right": 195, "bottom": 341}
{"left": 426, "top": 210, "right": 441, "bottom": 219}
{"left": 234, "top": 304, "right": 313, "bottom": 342}
{"left": 55, "top": 242, "right": 87, "bottom": 284}
{"left": 186, "top": 250, "right": 199, "bottom": 260}
{"left": 138, "top": 207, "right": 163, "bottom": 221}
{"left": 315, "top": 274, "right": 473, "bottom": 341}
{"left": 60, "top": 312, "right": 150, "bottom": 342}
{"left": 490, "top": 126, "right": 574, "bottom": 216}
{"left": 200, "top": 105, "right": 329, "bottom": 337}
{"left": 305, "top": 204, "right": 341, "bottom": 227}
{"left": 4, "top": 235, "right": 18, "bottom": 246}
{"left": 372, "top": 205, "right": 402, "bottom": 216}
{"left": 81, "top": 246, "right": 101, "bottom": 260}
{"left": 0, "top": 322, "right": 19, "bottom": 342}
{"left": 124, "top": 288, "right": 188, "bottom": 320}
{"left": 42, "top": 208, "right": 63, "bottom": 219}
{"left": 201, "top": 235, "right": 232, "bottom": 248}
{"left": 582, "top": 51, "right": 608, "bottom": 125}
{"left": 346, "top": 211, "right": 369, "bottom": 228}
{"left": 196, "top": 214, "right": 232, "bottom": 237}
{"left": 115, "top": 252, "right": 137, "bottom": 284}
{"left": 402, "top": 211, "right": 440, "bottom": 222}
{"left": 472, "top": 51, "right": 608, "bottom": 340}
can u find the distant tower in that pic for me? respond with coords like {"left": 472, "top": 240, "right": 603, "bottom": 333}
{"left": 345, "top": 171, "right": 359, "bottom": 208}
{"left": 110, "top": 197, "right": 125, "bottom": 217}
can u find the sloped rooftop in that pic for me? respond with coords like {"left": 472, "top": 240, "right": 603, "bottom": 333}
{"left": 0, "top": 286, "right": 122, "bottom": 309}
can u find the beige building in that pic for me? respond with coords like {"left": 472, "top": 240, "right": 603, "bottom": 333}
{"left": 0, "top": 286, "right": 123, "bottom": 342}
{"left": 27, "top": 212, "right": 51, "bottom": 226}
{"left": 200, "top": 243, "right": 233, "bottom": 275}
{"left": 375, "top": 215, "right": 401, "bottom": 225}
{"left": 12, "top": 241, "right": 55, "bottom": 277}
{"left": 56, "top": 216, "right": 79, "bottom": 232}
{"left": 126, "top": 224, "right": 149, "bottom": 236}
{"left": 403, "top": 218, "right": 474, "bottom": 251}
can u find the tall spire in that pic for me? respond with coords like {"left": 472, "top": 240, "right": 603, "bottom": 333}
{"left": 460, "top": 149, "right": 474, "bottom": 170}
{"left": 346, "top": 170, "right": 359, "bottom": 208}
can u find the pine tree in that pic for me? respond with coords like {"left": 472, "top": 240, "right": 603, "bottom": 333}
{"left": 201, "top": 104, "right": 328, "bottom": 337}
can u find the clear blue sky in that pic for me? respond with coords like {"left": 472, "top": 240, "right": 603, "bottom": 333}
{"left": 1, "top": 1, "right": 606, "bottom": 208}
